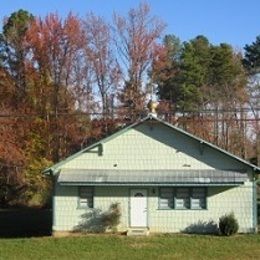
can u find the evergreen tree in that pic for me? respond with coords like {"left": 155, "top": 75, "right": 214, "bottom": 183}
{"left": 208, "top": 43, "right": 246, "bottom": 104}
{"left": 178, "top": 35, "right": 211, "bottom": 111}
{"left": 243, "top": 35, "right": 260, "bottom": 74}
{"left": 154, "top": 35, "right": 211, "bottom": 112}
{"left": 243, "top": 36, "right": 260, "bottom": 165}
{"left": 152, "top": 34, "right": 182, "bottom": 109}
{"left": 0, "top": 9, "right": 34, "bottom": 99}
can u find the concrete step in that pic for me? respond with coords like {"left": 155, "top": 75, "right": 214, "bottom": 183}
{"left": 127, "top": 228, "right": 150, "bottom": 236}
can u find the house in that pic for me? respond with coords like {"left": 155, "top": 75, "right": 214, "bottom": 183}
{"left": 44, "top": 113, "right": 259, "bottom": 235}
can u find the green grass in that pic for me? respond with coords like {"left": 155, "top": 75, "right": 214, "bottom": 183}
{"left": 0, "top": 234, "right": 260, "bottom": 260}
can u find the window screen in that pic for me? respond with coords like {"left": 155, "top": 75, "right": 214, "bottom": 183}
{"left": 78, "top": 187, "right": 93, "bottom": 208}
{"left": 160, "top": 188, "right": 174, "bottom": 209}
{"left": 175, "top": 188, "right": 190, "bottom": 209}
{"left": 159, "top": 187, "right": 206, "bottom": 210}
{"left": 191, "top": 188, "right": 206, "bottom": 209}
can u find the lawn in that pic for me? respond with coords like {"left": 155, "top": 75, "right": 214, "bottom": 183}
{"left": 0, "top": 234, "right": 260, "bottom": 260}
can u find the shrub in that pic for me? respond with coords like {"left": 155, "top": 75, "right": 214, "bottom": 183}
{"left": 102, "top": 202, "right": 121, "bottom": 233}
{"left": 219, "top": 212, "right": 239, "bottom": 236}
{"left": 75, "top": 203, "right": 121, "bottom": 233}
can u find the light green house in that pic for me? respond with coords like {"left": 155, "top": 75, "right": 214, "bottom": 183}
{"left": 44, "top": 114, "right": 259, "bottom": 235}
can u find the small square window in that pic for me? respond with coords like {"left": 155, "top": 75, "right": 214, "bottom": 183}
{"left": 159, "top": 188, "right": 174, "bottom": 209}
{"left": 191, "top": 188, "right": 206, "bottom": 209}
{"left": 78, "top": 187, "right": 93, "bottom": 208}
{"left": 175, "top": 188, "right": 190, "bottom": 209}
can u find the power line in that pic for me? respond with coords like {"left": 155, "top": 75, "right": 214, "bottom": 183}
{"left": 0, "top": 116, "right": 258, "bottom": 123}
{"left": 0, "top": 108, "right": 259, "bottom": 118}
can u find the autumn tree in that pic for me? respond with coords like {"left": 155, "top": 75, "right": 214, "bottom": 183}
{"left": 83, "top": 13, "right": 121, "bottom": 117}
{"left": 26, "top": 13, "right": 89, "bottom": 162}
{"left": 113, "top": 2, "right": 165, "bottom": 116}
{"left": 0, "top": 67, "right": 26, "bottom": 206}
{"left": 0, "top": 10, "right": 34, "bottom": 206}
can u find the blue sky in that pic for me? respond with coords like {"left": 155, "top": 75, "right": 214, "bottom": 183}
{"left": 0, "top": 0, "right": 259, "bottom": 49}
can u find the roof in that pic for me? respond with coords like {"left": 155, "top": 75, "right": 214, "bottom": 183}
{"left": 44, "top": 114, "right": 260, "bottom": 174}
{"left": 58, "top": 168, "right": 248, "bottom": 186}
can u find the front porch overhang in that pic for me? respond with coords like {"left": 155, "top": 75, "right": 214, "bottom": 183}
{"left": 57, "top": 169, "right": 248, "bottom": 186}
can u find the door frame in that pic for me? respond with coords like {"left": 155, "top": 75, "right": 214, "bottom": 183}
{"left": 129, "top": 188, "right": 148, "bottom": 228}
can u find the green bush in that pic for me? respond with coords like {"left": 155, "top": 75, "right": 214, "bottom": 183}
{"left": 219, "top": 212, "right": 239, "bottom": 236}
{"left": 75, "top": 202, "right": 121, "bottom": 233}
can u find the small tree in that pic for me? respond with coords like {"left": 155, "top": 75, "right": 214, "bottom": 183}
{"left": 113, "top": 2, "right": 165, "bottom": 115}
{"left": 219, "top": 212, "right": 239, "bottom": 236}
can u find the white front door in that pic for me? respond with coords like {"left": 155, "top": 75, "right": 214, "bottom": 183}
{"left": 130, "top": 189, "right": 148, "bottom": 227}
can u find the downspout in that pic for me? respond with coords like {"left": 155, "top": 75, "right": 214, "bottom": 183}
{"left": 253, "top": 170, "right": 259, "bottom": 233}
{"left": 48, "top": 170, "right": 57, "bottom": 235}
{"left": 52, "top": 176, "right": 57, "bottom": 235}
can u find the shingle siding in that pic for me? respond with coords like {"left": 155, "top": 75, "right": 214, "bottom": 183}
{"left": 60, "top": 123, "right": 249, "bottom": 171}
{"left": 53, "top": 182, "right": 254, "bottom": 233}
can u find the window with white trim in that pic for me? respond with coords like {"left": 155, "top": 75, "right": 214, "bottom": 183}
{"left": 159, "top": 187, "right": 206, "bottom": 210}
{"left": 78, "top": 187, "right": 93, "bottom": 208}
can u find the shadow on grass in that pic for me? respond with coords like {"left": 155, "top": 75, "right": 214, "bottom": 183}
{"left": 0, "top": 208, "right": 52, "bottom": 238}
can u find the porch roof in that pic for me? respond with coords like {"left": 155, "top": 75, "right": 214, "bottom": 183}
{"left": 57, "top": 169, "right": 248, "bottom": 186}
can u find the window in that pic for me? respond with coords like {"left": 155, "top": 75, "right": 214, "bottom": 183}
{"left": 160, "top": 188, "right": 174, "bottom": 209}
{"left": 134, "top": 192, "right": 144, "bottom": 197}
{"left": 159, "top": 187, "right": 206, "bottom": 210}
{"left": 175, "top": 188, "right": 190, "bottom": 209}
{"left": 191, "top": 188, "right": 206, "bottom": 209}
{"left": 78, "top": 187, "right": 93, "bottom": 208}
